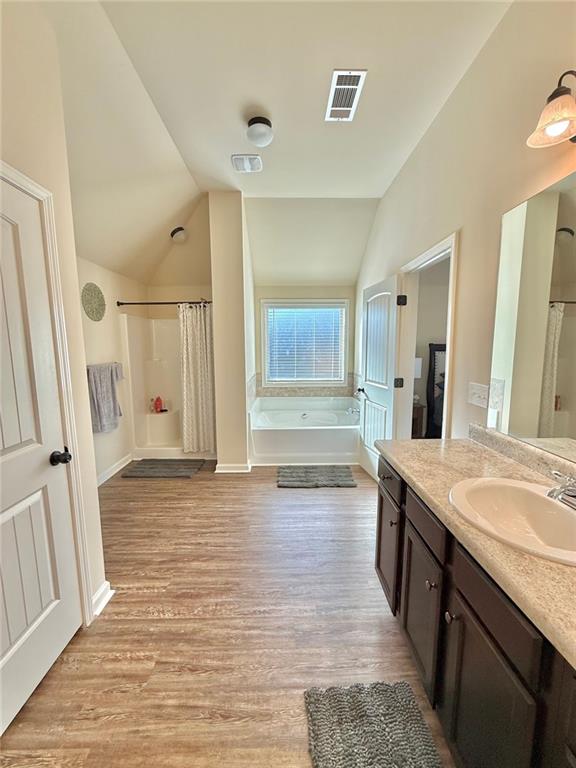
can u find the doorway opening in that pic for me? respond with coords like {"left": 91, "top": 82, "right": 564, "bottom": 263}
{"left": 396, "top": 234, "right": 458, "bottom": 441}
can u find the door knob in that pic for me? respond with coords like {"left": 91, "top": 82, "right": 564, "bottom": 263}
{"left": 50, "top": 446, "right": 72, "bottom": 466}
{"left": 444, "top": 610, "right": 458, "bottom": 624}
{"left": 425, "top": 579, "right": 438, "bottom": 591}
{"left": 389, "top": 520, "right": 398, "bottom": 527}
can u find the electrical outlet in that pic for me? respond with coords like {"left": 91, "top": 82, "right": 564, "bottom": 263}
{"left": 468, "top": 382, "right": 489, "bottom": 409}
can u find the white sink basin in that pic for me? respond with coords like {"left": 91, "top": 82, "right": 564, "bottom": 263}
{"left": 449, "top": 478, "right": 576, "bottom": 566}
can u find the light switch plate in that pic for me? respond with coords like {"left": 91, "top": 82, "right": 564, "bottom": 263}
{"left": 468, "top": 382, "right": 489, "bottom": 408}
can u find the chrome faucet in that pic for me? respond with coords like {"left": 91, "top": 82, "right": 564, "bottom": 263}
{"left": 547, "top": 470, "right": 576, "bottom": 510}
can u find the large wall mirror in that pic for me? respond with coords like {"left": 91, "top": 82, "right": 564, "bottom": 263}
{"left": 490, "top": 172, "right": 576, "bottom": 465}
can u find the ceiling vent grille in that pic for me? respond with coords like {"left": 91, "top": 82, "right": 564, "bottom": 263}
{"left": 231, "top": 154, "right": 263, "bottom": 173}
{"left": 325, "top": 70, "right": 367, "bottom": 122}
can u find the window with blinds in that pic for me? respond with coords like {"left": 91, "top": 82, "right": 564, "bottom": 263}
{"left": 262, "top": 301, "right": 348, "bottom": 385}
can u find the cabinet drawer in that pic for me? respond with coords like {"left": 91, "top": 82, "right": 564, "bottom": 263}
{"left": 378, "top": 457, "right": 403, "bottom": 507}
{"left": 405, "top": 488, "right": 447, "bottom": 564}
{"left": 453, "top": 545, "right": 543, "bottom": 691}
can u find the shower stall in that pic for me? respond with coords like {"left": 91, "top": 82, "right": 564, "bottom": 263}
{"left": 122, "top": 315, "right": 184, "bottom": 457}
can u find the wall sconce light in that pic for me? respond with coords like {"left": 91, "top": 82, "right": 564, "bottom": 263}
{"left": 170, "top": 226, "right": 187, "bottom": 243}
{"left": 527, "top": 70, "right": 576, "bottom": 148}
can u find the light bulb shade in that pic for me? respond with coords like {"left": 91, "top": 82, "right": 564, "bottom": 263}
{"left": 527, "top": 91, "right": 576, "bottom": 148}
{"left": 246, "top": 117, "right": 274, "bottom": 148}
{"left": 170, "top": 226, "right": 187, "bottom": 243}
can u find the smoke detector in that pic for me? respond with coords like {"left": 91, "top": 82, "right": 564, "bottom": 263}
{"left": 231, "top": 154, "right": 263, "bottom": 173}
{"left": 246, "top": 116, "right": 274, "bottom": 147}
{"left": 325, "top": 70, "right": 367, "bottom": 122}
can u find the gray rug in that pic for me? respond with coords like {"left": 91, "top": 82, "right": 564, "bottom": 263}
{"left": 121, "top": 459, "right": 206, "bottom": 478}
{"left": 305, "top": 681, "right": 442, "bottom": 768}
{"left": 277, "top": 465, "right": 357, "bottom": 488}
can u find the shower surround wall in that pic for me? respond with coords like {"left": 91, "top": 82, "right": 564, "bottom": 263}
{"left": 124, "top": 315, "right": 189, "bottom": 457}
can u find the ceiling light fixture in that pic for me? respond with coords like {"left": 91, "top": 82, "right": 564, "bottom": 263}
{"left": 557, "top": 226, "right": 575, "bottom": 244}
{"left": 527, "top": 70, "right": 576, "bottom": 148}
{"left": 170, "top": 226, "right": 187, "bottom": 243}
{"left": 246, "top": 116, "right": 274, "bottom": 148}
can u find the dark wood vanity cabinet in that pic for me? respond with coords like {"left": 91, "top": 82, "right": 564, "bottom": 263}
{"left": 439, "top": 588, "right": 537, "bottom": 768}
{"left": 539, "top": 653, "right": 576, "bottom": 768}
{"left": 375, "top": 458, "right": 405, "bottom": 615}
{"left": 375, "top": 457, "right": 575, "bottom": 768}
{"left": 375, "top": 482, "right": 402, "bottom": 614}
{"left": 401, "top": 521, "right": 443, "bottom": 702}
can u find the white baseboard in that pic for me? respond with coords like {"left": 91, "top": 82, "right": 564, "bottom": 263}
{"left": 214, "top": 463, "right": 252, "bottom": 473}
{"left": 91, "top": 580, "right": 115, "bottom": 617}
{"left": 97, "top": 454, "right": 132, "bottom": 486}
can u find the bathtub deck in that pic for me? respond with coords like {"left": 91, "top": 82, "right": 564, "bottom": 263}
{"left": 2, "top": 465, "right": 454, "bottom": 768}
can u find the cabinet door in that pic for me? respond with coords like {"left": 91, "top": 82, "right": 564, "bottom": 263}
{"left": 440, "top": 589, "right": 537, "bottom": 768}
{"left": 400, "top": 521, "right": 443, "bottom": 702}
{"left": 375, "top": 484, "right": 402, "bottom": 614}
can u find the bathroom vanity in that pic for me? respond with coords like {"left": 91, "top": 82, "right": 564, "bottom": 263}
{"left": 374, "top": 438, "right": 576, "bottom": 768}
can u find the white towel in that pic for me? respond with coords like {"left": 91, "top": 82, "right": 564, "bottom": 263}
{"left": 87, "top": 362, "right": 123, "bottom": 433}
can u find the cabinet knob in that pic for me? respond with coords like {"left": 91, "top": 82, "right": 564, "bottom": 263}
{"left": 389, "top": 520, "right": 398, "bottom": 527}
{"left": 425, "top": 579, "right": 438, "bottom": 591}
{"left": 444, "top": 610, "right": 458, "bottom": 624}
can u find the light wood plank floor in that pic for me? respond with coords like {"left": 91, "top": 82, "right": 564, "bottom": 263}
{"left": 2, "top": 465, "right": 454, "bottom": 767}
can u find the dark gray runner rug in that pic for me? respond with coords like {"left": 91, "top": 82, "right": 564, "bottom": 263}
{"left": 277, "top": 465, "right": 357, "bottom": 488}
{"left": 305, "top": 681, "right": 442, "bottom": 768}
{"left": 122, "top": 459, "right": 205, "bottom": 478}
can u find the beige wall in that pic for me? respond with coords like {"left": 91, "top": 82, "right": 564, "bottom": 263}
{"left": 150, "top": 194, "right": 211, "bottom": 288}
{"left": 242, "top": 201, "right": 257, "bottom": 386}
{"left": 77, "top": 258, "right": 147, "bottom": 479}
{"left": 146, "top": 285, "right": 213, "bottom": 320}
{"left": 1, "top": 3, "right": 106, "bottom": 598}
{"left": 355, "top": 1, "right": 576, "bottom": 438}
{"left": 209, "top": 192, "right": 249, "bottom": 469}
{"left": 254, "top": 285, "right": 356, "bottom": 379}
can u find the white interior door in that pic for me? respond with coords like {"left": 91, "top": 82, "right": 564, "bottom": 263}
{"left": 1, "top": 175, "right": 82, "bottom": 732}
{"left": 361, "top": 275, "right": 399, "bottom": 458}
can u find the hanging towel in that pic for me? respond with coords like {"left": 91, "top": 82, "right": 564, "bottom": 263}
{"left": 87, "top": 362, "right": 124, "bottom": 433}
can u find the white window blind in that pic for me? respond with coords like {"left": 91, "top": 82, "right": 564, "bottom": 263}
{"left": 263, "top": 302, "right": 347, "bottom": 385}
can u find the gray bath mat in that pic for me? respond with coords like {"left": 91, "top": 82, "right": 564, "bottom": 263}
{"left": 305, "top": 681, "right": 442, "bottom": 768}
{"left": 277, "top": 465, "right": 357, "bottom": 488}
{"left": 122, "top": 459, "right": 205, "bottom": 478}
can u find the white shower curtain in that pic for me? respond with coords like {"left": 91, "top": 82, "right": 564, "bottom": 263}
{"left": 538, "top": 302, "right": 565, "bottom": 438}
{"left": 178, "top": 303, "right": 216, "bottom": 453}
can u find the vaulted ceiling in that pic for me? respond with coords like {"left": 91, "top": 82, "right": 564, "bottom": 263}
{"left": 46, "top": 1, "right": 510, "bottom": 284}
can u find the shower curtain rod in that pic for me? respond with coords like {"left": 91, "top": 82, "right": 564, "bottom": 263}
{"left": 116, "top": 300, "right": 212, "bottom": 307}
{"left": 550, "top": 300, "right": 576, "bottom": 304}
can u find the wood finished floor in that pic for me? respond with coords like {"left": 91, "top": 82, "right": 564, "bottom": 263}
{"left": 2, "top": 465, "right": 454, "bottom": 767}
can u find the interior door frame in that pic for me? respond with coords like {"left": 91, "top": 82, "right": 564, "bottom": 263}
{"left": 1, "top": 162, "right": 94, "bottom": 626}
{"left": 398, "top": 232, "right": 459, "bottom": 439}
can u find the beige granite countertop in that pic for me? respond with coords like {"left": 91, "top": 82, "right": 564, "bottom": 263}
{"left": 375, "top": 437, "right": 576, "bottom": 670}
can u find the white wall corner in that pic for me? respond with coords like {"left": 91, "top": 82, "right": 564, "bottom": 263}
{"left": 91, "top": 580, "right": 115, "bottom": 617}
{"left": 97, "top": 454, "right": 132, "bottom": 486}
{"left": 214, "top": 463, "right": 252, "bottom": 473}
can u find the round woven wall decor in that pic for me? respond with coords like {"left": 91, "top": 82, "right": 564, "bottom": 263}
{"left": 81, "top": 282, "right": 106, "bottom": 322}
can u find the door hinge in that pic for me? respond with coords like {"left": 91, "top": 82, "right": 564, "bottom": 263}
{"left": 397, "top": 294, "right": 407, "bottom": 306}
{"left": 394, "top": 378, "right": 404, "bottom": 388}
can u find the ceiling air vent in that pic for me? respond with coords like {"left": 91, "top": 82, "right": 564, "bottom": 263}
{"left": 325, "top": 70, "right": 367, "bottom": 122}
{"left": 231, "top": 154, "right": 263, "bottom": 173}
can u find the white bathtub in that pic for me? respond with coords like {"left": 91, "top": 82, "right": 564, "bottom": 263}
{"left": 250, "top": 397, "right": 360, "bottom": 465}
